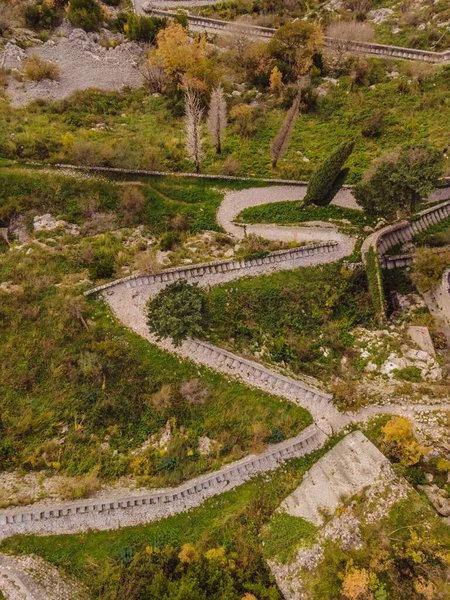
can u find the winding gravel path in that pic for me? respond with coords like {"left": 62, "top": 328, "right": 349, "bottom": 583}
{"left": 217, "top": 184, "right": 359, "bottom": 248}
{"left": 2, "top": 183, "right": 448, "bottom": 589}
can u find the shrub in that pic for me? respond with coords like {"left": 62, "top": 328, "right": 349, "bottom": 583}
{"left": 365, "top": 246, "right": 386, "bottom": 322}
{"left": 24, "top": 1, "right": 59, "bottom": 30}
{"left": 393, "top": 366, "right": 423, "bottom": 383}
{"left": 159, "top": 231, "right": 180, "bottom": 251}
{"left": 125, "top": 14, "right": 166, "bottom": 43}
{"left": 88, "top": 251, "right": 115, "bottom": 280}
{"left": 411, "top": 247, "right": 450, "bottom": 293}
{"left": 354, "top": 143, "right": 443, "bottom": 218}
{"left": 119, "top": 186, "right": 146, "bottom": 225}
{"left": 158, "top": 455, "right": 178, "bottom": 472}
{"left": 147, "top": 280, "right": 209, "bottom": 346}
{"left": 68, "top": 0, "right": 102, "bottom": 32}
{"left": 25, "top": 54, "right": 60, "bottom": 81}
{"left": 304, "top": 139, "right": 355, "bottom": 206}
{"left": 382, "top": 416, "right": 428, "bottom": 467}
{"left": 230, "top": 104, "right": 255, "bottom": 137}
{"left": 180, "top": 379, "right": 209, "bottom": 405}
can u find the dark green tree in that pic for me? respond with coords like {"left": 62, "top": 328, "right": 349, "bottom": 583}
{"left": 125, "top": 14, "right": 166, "bottom": 43}
{"left": 354, "top": 143, "right": 443, "bottom": 218}
{"left": 304, "top": 139, "right": 355, "bottom": 206}
{"left": 68, "top": 0, "right": 102, "bottom": 32}
{"left": 147, "top": 280, "right": 209, "bottom": 346}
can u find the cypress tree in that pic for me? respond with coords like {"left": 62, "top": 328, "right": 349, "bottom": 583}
{"left": 304, "top": 139, "right": 355, "bottom": 206}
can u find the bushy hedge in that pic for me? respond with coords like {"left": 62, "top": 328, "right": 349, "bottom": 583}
{"left": 304, "top": 139, "right": 355, "bottom": 206}
{"left": 125, "top": 14, "right": 167, "bottom": 43}
{"left": 24, "top": 0, "right": 60, "bottom": 30}
{"left": 365, "top": 245, "right": 387, "bottom": 321}
{"left": 68, "top": 0, "right": 102, "bottom": 32}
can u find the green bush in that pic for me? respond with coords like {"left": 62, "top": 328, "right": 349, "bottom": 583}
{"left": 354, "top": 143, "right": 443, "bottom": 218}
{"left": 159, "top": 231, "right": 180, "bottom": 251}
{"left": 68, "top": 0, "right": 102, "bottom": 32}
{"left": 24, "top": 1, "right": 59, "bottom": 30}
{"left": 125, "top": 14, "right": 166, "bottom": 43}
{"left": 304, "top": 139, "right": 355, "bottom": 206}
{"left": 365, "top": 246, "right": 386, "bottom": 322}
{"left": 88, "top": 251, "right": 115, "bottom": 280}
{"left": 147, "top": 280, "right": 209, "bottom": 346}
{"left": 393, "top": 366, "right": 423, "bottom": 382}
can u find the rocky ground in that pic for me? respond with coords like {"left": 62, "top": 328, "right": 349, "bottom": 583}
{"left": 0, "top": 552, "right": 87, "bottom": 600}
{"left": 1, "top": 23, "right": 144, "bottom": 106}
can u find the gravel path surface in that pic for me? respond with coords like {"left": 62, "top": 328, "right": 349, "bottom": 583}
{"left": 217, "top": 185, "right": 360, "bottom": 246}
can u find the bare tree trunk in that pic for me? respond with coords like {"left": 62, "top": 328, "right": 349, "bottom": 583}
{"left": 208, "top": 84, "right": 227, "bottom": 155}
{"left": 185, "top": 88, "right": 203, "bottom": 174}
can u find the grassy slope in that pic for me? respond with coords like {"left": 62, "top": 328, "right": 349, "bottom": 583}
{"left": 0, "top": 441, "right": 338, "bottom": 598}
{"left": 237, "top": 201, "right": 377, "bottom": 229}
{"left": 1, "top": 63, "right": 450, "bottom": 182}
{"left": 0, "top": 168, "right": 311, "bottom": 486}
{"left": 206, "top": 262, "right": 376, "bottom": 380}
{"left": 199, "top": 0, "right": 450, "bottom": 51}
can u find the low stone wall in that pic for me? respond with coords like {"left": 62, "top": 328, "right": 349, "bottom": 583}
{"left": 183, "top": 339, "right": 333, "bottom": 405}
{"left": 435, "top": 267, "right": 450, "bottom": 321}
{"left": 361, "top": 199, "right": 450, "bottom": 268}
{"left": 145, "top": 8, "right": 450, "bottom": 64}
{"left": 32, "top": 161, "right": 309, "bottom": 186}
{"left": 0, "top": 424, "right": 325, "bottom": 529}
{"left": 384, "top": 253, "right": 414, "bottom": 270}
{"left": 85, "top": 241, "right": 339, "bottom": 296}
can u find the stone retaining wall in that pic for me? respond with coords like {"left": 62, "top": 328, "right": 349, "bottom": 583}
{"left": 30, "top": 161, "right": 310, "bottom": 186}
{"left": 0, "top": 425, "right": 324, "bottom": 529}
{"left": 361, "top": 199, "right": 450, "bottom": 268}
{"left": 145, "top": 8, "right": 450, "bottom": 64}
{"left": 183, "top": 339, "right": 333, "bottom": 404}
{"left": 85, "top": 241, "right": 339, "bottom": 296}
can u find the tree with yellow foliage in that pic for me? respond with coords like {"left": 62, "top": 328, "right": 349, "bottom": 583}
{"left": 269, "top": 66, "right": 283, "bottom": 95}
{"left": 382, "top": 416, "right": 428, "bottom": 467}
{"left": 341, "top": 566, "right": 372, "bottom": 600}
{"left": 151, "top": 23, "right": 217, "bottom": 90}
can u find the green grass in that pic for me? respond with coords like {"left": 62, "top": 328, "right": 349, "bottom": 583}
{"left": 0, "top": 440, "right": 338, "bottom": 598}
{"left": 0, "top": 168, "right": 311, "bottom": 485}
{"left": 262, "top": 512, "right": 318, "bottom": 564}
{"left": 198, "top": 0, "right": 450, "bottom": 51}
{"left": 237, "top": 200, "right": 377, "bottom": 229}
{"left": 1, "top": 63, "right": 450, "bottom": 182}
{"left": 206, "top": 262, "right": 376, "bottom": 379}
{"left": 0, "top": 166, "right": 266, "bottom": 234}
{"left": 413, "top": 215, "right": 450, "bottom": 247}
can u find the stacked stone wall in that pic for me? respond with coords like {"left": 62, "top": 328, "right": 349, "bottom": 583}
{"left": 0, "top": 425, "right": 324, "bottom": 528}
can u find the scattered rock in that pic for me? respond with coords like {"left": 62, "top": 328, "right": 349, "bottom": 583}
{"left": 419, "top": 484, "right": 450, "bottom": 517}
{"left": 368, "top": 7, "right": 394, "bottom": 23}
{"left": 34, "top": 213, "right": 66, "bottom": 232}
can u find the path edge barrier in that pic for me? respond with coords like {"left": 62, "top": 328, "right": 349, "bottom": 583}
{"left": 84, "top": 241, "right": 340, "bottom": 296}
{"left": 0, "top": 424, "right": 326, "bottom": 527}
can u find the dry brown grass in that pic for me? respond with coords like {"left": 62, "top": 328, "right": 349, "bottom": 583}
{"left": 56, "top": 472, "right": 101, "bottom": 500}
{"left": 25, "top": 53, "right": 60, "bottom": 81}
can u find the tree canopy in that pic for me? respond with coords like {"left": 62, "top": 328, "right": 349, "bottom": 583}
{"left": 268, "top": 20, "right": 323, "bottom": 79}
{"left": 147, "top": 280, "right": 209, "bottom": 346}
{"left": 354, "top": 143, "right": 443, "bottom": 218}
